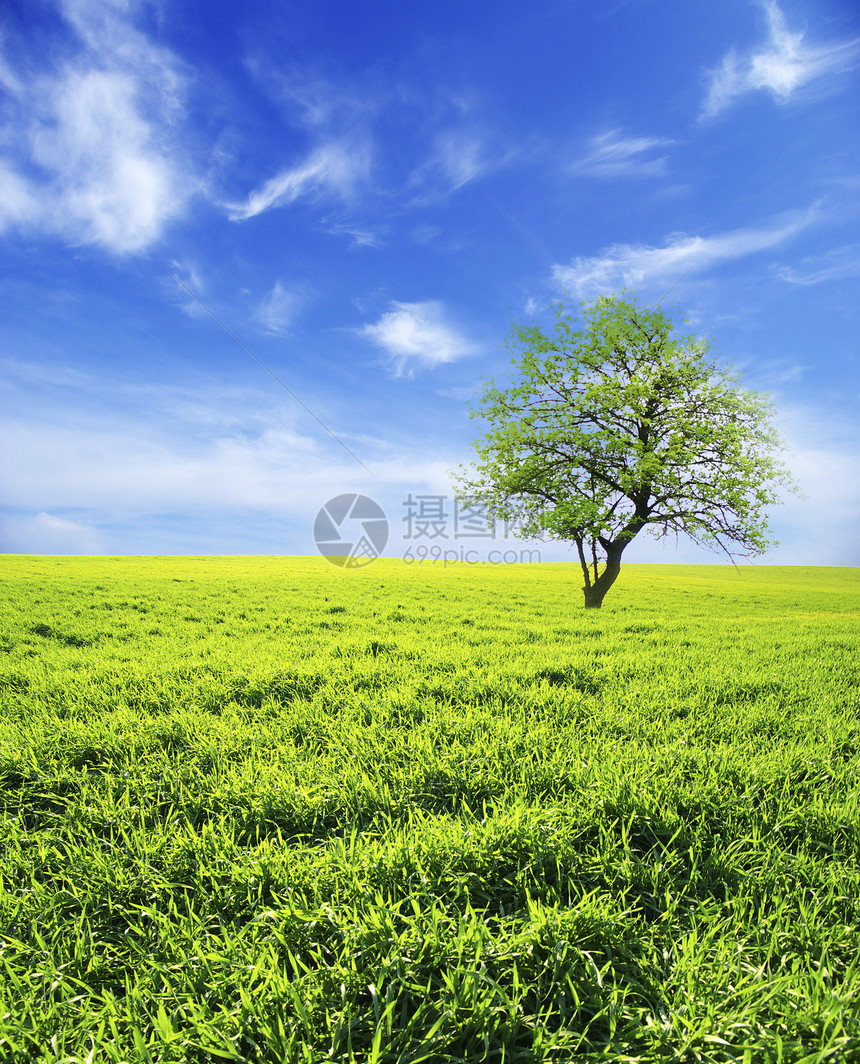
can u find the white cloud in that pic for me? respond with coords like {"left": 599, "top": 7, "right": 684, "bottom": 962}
{"left": 243, "top": 57, "right": 387, "bottom": 136}
{"left": 407, "top": 129, "right": 500, "bottom": 204}
{"left": 432, "top": 131, "right": 487, "bottom": 189}
{"left": 0, "top": 369, "right": 467, "bottom": 553}
{"left": 437, "top": 385, "right": 481, "bottom": 402}
{"left": 164, "top": 259, "right": 211, "bottom": 319}
{"left": 0, "top": 511, "right": 105, "bottom": 554}
{"left": 702, "top": 1, "right": 860, "bottom": 118}
{"left": 255, "top": 281, "right": 305, "bottom": 334}
{"left": 359, "top": 301, "right": 480, "bottom": 376}
{"left": 0, "top": 0, "right": 192, "bottom": 253}
{"left": 758, "top": 359, "right": 808, "bottom": 386}
{"left": 570, "top": 129, "right": 673, "bottom": 178}
{"left": 45, "top": 70, "right": 178, "bottom": 250}
{"left": 552, "top": 207, "right": 817, "bottom": 297}
{"left": 226, "top": 141, "right": 370, "bottom": 221}
{"left": 324, "top": 222, "right": 383, "bottom": 248}
{"left": 777, "top": 245, "right": 860, "bottom": 285}
{"left": 765, "top": 404, "right": 860, "bottom": 564}
{"left": 0, "top": 413, "right": 319, "bottom": 513}
{"left": 271, "top": 66, "right": 381, "bottom": 132}
{"left": 240, "top": 64, "right": 506, "bottom": 213}
{"left": 0, "top": 164, "right": 41, "bottom": 228}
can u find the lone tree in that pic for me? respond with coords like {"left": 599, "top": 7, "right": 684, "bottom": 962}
{"left": 454, "top": 292, "right": 796, "bottom": 608}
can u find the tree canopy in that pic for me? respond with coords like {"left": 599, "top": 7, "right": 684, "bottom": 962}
{"left": 454, "top": 292, "right": 796, "bottom": 608}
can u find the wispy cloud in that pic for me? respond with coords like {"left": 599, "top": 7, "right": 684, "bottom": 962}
{"left": 165, "top": 259, "right": 210, "bottom": 318}
{"left": 552, "top": 207, "right": 817, "bottom": 297}
{"left": 324, "top": 221, "right": 384, "bottom": 248}
{"left": 360, "top": 301, "right": 480, "bottom": 376}
{"left": 0, "top": 378, "right": 322, "bottom": 515}
{"left": 0, "top": 164, "right": 41, "bottom": 228}
{"left": 243, "top": 54, "right": 388, "bottom": 136}
{"left": 766, "top": 403, "right": 860, "bottom": 564}
{"left": 240, "top": 62, "right": 507, "bottom": 213}
{"left": 0, "top": 359, "right": 463, "bottom": 552}
{"left": 267, "top": 65, "right": 382, "bottom": 132}
{"left": 226, "top": 140, "right": 371, "bottom": 221}
{"left": 408, "top": 129, "right": 503, "bottom": 204}
{"left": 701, "top": 1, "right": 860, "bottom": 118}
{"left": 0, "top": 511, "right": 105, "bottom": 554}
{"left": 0, "top": 0, "right": 193, "bottom": 253}
{"left": 570, "top": 129, "right": 673, "bottom": 178}
{"left": 776, "top": 245, "right": 860, "bottom": 285}
{"left": 752, "top": 358, "right": 809, "bottom": 386}
{"left": 431, "top": 131, "right": 488, "bottom": 190}
{"left": 254, "top": 281, "right": 305, "bottom": 334}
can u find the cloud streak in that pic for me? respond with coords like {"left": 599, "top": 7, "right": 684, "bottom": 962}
{"left": 570, "top": 129, "right": 673, "bottom": 178}
{"left": 360, "top": 301, "right": 480, "bottom": 376}
{"left": 701, "top": 1, "right": 860, "bottom": 118}
{"left": 0, "top": 511, "right": 105, "bottom": 555}
{"left": 426, "top": 131, "right": 488, "bottom": 190}
{"left": 406, "top": 124, "right": 513, "bottom": 205}
{"left": 776, "top": 245, "right": 860, "bottom": 285}
{"left": 765, "top": 403, "right": 860, "bottom": 564}
{"left": 226, "top": 141, "right": 371, "bottom": 221}
{"left": 552, "top": 207, "right": 818, "bottom": 296}
{"left": 0, "top": 359, "right": 463, "bottom": 553}
{"left": 254, "top": 281, "right": 305, "bottom": 334}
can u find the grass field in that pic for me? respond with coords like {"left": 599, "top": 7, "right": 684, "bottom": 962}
{"left": 1, "top": 556, "right": 859, "bottom": 1063}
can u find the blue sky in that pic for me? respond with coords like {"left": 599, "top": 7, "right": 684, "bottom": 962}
{"left": 1, "top": 0, "right": 859, "bottom": 564}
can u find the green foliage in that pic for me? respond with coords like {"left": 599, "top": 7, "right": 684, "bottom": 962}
{"left": 455, "top": 293, "right": 797, "bottom": 605}
{"left": 1, "top": 556, "right": 859, "bottom": 1062}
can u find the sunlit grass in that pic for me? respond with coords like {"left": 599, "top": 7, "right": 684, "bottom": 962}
{"left": 1, "top": 557, "right": 858, "bottom": 1061}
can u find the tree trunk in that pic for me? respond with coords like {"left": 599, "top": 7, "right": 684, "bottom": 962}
{"left": 581, "top": 547, "right": 623, "bottom": 609}
{"left": 582, "top": 583, "right": 607, "bottom": 609}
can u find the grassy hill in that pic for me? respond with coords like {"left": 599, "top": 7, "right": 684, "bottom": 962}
{"left": 1, "top": 557, "right": 858, "bottom": 1062}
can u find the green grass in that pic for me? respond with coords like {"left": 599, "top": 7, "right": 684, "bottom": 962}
{"left": 1, "top": 556, "right": 858, "bottom": 1063}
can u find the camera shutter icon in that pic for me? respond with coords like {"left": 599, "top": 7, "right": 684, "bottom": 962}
{"left": 314, "top": 494, "right": 389, "bottom": 568}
